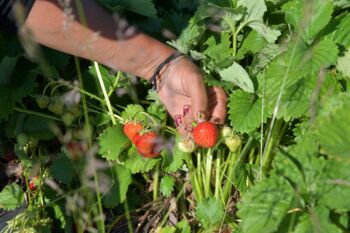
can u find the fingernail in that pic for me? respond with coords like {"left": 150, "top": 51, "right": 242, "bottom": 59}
{"left": 183, "top": 105, "right": 190, "bottom": 116}
{"left": 174, "top": 115, "right": 183, "bottom": 127}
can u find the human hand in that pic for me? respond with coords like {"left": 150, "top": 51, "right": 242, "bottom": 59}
{"left": 157, "top": 56, "right": 227, "bottom": 136}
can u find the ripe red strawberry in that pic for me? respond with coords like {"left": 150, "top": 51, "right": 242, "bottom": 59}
{"left": 192, "top": 121, "right": 219, "bottom": 148}
{"left": 29, "top": 176, "right": 38, "bottom": 191}
{"left": 134, "top": 132, "right": 160, "bottom": 158}
{"left": 123, "top": 122, "right": 143, "bottom": 142}
{"left": 132, "top": 133, "right": 141, "bottom": 145}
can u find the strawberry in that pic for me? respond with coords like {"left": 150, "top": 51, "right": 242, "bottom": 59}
{"left": 225, "top": 135, "right": 241, "bottom": 153}
{"left": 61, "top": 112, "right": 75, "bottom": 126}
{"left": 123, "top": 122, "right": 143, "bottom": 142}
{"left": 36, "top": 95, "right": 50, "bottom": 109}
{"left": 192, "top": 121, "right": 219, "bottom": 148}
{"left": 29, "top": 176, "right": 39, "bottom": 191}
{"left": 134, "top": 131, "right": 160, "bottom": 158}
{"left": 178, "top": 139, "right": 195, "bottom": 153}
{"left": 132, "top": 133, "right": 141, "bottom": 145}
{"left": 48, "top": 98, "right": 64, "bottom": 115}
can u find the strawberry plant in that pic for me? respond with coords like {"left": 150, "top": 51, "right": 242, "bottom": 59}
{"left": 1, "top": 0, "right": 350, "bottom": 232}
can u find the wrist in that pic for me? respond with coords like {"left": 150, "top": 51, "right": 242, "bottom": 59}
{"left": 132, "top": 35, "right": 176, "bottom": 80}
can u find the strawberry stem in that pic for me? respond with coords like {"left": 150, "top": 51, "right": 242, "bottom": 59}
{"left": 214, "top": 151, "right": 221, "bottom": 199}
{"left": 153, "top": 162, "right": 160, "bottom": 201}
{"left": 205, "top": 149, "right": 213, "bottom": 198}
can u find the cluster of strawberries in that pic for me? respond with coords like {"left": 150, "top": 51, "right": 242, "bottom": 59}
{"left": 123, "top": 121, "right": 220, "bottom": 158}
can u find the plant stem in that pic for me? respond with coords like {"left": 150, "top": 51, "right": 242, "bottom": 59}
{"left": 108, "top": 71, "right": 121, "bottom": 97}
{"left": 205, "top": 149, "right": 213, "bottom": 198}
{"left": 214, "top": 152, "right": 221, "bottom": 199}
{"left": 74, "top": 56, "right": 91, "bottom": 143}
{"left": 184, "top": 153, "right": 203, "bottom": 202}
{"left": 93, "top": 170, "right": 105, "bottom": 233}
{"left": 262, "top": 119, "right": 284, "bottom": 176}
{"left": 223, "top": 136, "right": 254, "bottom": 203}
{"left": 153, "top": 162, "right": 160, "bottom": 201}
{"left": 14, "top": 107, "right": 60, "bottom": 121}
{"left": 124, "top": 197, "right": 134, "bottom": 233}
{"left": 94, "top": 61, "right": 117, "bottom": 125}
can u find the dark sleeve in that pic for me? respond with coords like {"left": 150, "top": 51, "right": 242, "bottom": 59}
{"left": 0, "top": 0, "right": 34, "bottom": 33}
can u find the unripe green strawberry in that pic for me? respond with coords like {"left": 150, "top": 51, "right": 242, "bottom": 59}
{"left": 36, "top": 95, "right": 50, "bottom": 109}
{"left": 69, "top": 106, "right": 81, "bottom": 118}
{"left": 17, "top": 133, "right": 29, "bottom": 146}
{"left": 225, "top": 135, "right": 241, "bottom": 153}
{"left": 221, "top": 126, "right": 233, "bottom": 138}
{"left": 178, "top": 139, "right": 195, "bottom": 153}
{"left": 48, "top": 98, "right": 64, "bottom": 115}
{"left": 61, "top": 112, "right": 75, "bottom": 126}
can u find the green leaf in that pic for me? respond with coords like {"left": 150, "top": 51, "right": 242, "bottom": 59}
{"left": 160, "top": 176, "right": 175, "bottom": 197}
{"left": 162, "top": 141, "right": 185, "bottom": 173}
{"left": 195, "top": 197, "right": 224, "bottom": 229}
{"left": 168, "top": 17, "right": 205, "bottom": 54}
{"left": 248, "top": 21, "right": 281, "bottom": 44}
{"left": 23, "top": 116, "right": 55, "bottom": 140}
{"left": 250, "top": 44, "right": 282, "bottom": 75}
{"left": 147, "top": 101, "right": 166, "bottom": 122}
{"left": 0, "top": 56, "right": 18, "bottom": 84}
{"left": 0, "top": 69, "right": 37, "bottom": 119}
{"left": 98, "top": 125, "right": 129, "bottom": 161}
{"left": 300, "top": 39, "right": 338, "bottom": 76}
{"left": 228, "top": 90, "right": 265, "bottom": 133}
{"left": 203, "top": 32, "right": 233, "bottom": 68}
{"left": 293, "top": 206, "right": 342, "bottom": 233}
{"left": 237, "top": 174, "right": 296, "bottom": 233}
{"left": 89, "top": 64, "right": 116, "bottom": 95}
{"left": 98, "top": 0, "right": 157, "bottom": 18}
{"left": 328, "top": 13, "right": 350, "bottom": 47}
{"left": 175, "top": 220, "right": 191, "bottom": 233}
{"left": 196, "top": 198, "right": 224, "bottom": 229}
{"left": 336, "top": 49, "right": 350, "bottom": 79}
{"left": 42, "top": 47, "right": 71, "bottom": 69}
{"left": 121, "top": 104, "right": 147, "bottom": 123}
{"left": 260, "top": 39, "right": 338, "bottom": 120}
{"left": 127, "top": 0, "right": 157, "bottom": 18}
{"left": 219, "top": 62, "right": 254, "bottom": 93}
{"left": 157, "top": 226, "right": 176, "bottom": 233}
{"left": 282, "top": 0, "right": 334, "bottom": 43}
{"left": 0, "top": 184, "right": 25, "bottom": 210}
{"left": 237, "top": 0, "right": 266, "bottom": 22}
{"left": 274, "top": 77, "right": 315, "bottom": 120}
{"left": 124, "top": 147, "right": 159, "bottom": 174}
{"left": 49, "top": 155, "right": 74, "bottom": 184}
{"left": 237, "top": 0, "right": 280, "bottom": 43}
{"left": 236, "top": 30, "right": 267, "bottom": 60}
{"left": 315, "top": 93, "right": 350, "bottom": 158}
{"left": 320, "top": 160, "right": 350, "bottom": 211}
{"left": 102, "top": 164, "right": 132, "bottom": 207}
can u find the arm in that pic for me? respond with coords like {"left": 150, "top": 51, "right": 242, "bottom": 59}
{"left": 24, "top": 0, "right": 173, "bottom": 80}
{"left": 23, "top": 0, "right": 227, "bottom": 133}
